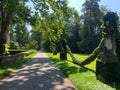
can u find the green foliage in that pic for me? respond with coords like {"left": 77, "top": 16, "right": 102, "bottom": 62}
{"left": 76, "top": 12, "right": 120, "bottom": 84}
{"left": 14, "top": 24, "right": 30, "bottom": 47}
{"left": 96, "top": 60, "right": 119, "bottom": 84}
{"left": 61, "top": 7, "right": 81, "bottom": 53}
{"left": 78, "top": 38, "right": 104, "bottom": 65}
{"left": 0, "top": 0, "right": 31, "bottom": 55}
{"left": 30, "top": 0, "right": 67, "bottom": 43}
{"left": 30, "top": 14, "right": 41, "bottom": 31}
{"left": 28, "top": 0, "right": 82, "bottom": 54}
{"left": 103, "top": 12, "right": 119, "bottom": 28}
{"left": 4, "top": 44, "right": 10, "bottom": 55}
{"left": 30, "top": 30, "right": 42, "bottom": 50}
{"left": 47, "top": 52, "right": 118, "bottom": 90}
{"left": 79, "top": 0, "right": 103, "bottom": 53}
{"left": 1, "top": 0, "right": 117, "bottom": 56}
{"left": 10, "top": 41, "right": 19, "bottom": 49}
{"left": 23, "top": 37, "right": 38, "bottom": 50}
{"left": 65, "top": 22, "right": 81, "bottom": 53}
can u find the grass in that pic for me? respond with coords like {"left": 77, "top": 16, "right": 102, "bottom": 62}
{"left": 47, "top": 52, "right": 119, "bottom": 90}
{"left": 0, "top": 50, "right": 37, "bottom": 80}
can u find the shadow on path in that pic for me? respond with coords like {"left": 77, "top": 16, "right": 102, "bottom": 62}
{"left": 0, "top": 52, "right": 77, "bottom": 90}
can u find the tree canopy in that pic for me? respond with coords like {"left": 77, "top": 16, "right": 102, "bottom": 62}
{"left": 0, "top": 0, "right": 119, "bottom": 56}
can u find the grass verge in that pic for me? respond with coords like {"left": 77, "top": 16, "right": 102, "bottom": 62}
{"left": 47, "top": 52, "right": 119, "bottom": 90}
{"left": 0, "top": 50, "right": 37, "bottom": 80}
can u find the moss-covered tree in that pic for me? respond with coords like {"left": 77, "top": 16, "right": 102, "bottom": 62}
{"left": 74, "top": 12, "right": 119, "bottom": 84}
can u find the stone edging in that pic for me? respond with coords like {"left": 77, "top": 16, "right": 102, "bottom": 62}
{"left": 0, "top": 51, "right": 31, "bottom": 66}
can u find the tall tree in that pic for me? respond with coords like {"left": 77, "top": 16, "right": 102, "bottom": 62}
{"left": 15, "top": 24, "right": 29, "bottom": 48}
{"left": 0, "top": 0, "right": 31, "bottom": 56}
{"left": 30, "top": 0, "right": 66, "bottom": 42}
{"left": 31, "top": 30, "right": 42, "bottom": 50}
{"left": 63, "top": 8, "right": 81, "bottom": 53}
{"left": 79, "top": 0, "right": 102, "bottom": 53}
{"left": 31, "top": 0, "right": 68, "bottom": 58}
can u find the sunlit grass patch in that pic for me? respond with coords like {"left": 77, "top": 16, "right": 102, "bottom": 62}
{"left": 47, "top": 52, "right": 117, "bottom": 90}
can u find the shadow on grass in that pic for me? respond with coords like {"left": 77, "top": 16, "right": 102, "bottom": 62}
{"left": 49, "top": 55, "right": 120, "bottom": 90}
{"left": 80, "top": 66, "right": 96, "bottom": 73}
{"left": 51, "top": 59, "right": 79, "bottom": 76}
{"left": 50, "top": 57, "right": 96, "bottom": 77}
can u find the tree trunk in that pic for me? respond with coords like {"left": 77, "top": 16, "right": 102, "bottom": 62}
{"left": 53, "top": 51, "right": 57, "bottom": 55}
{"left": 59, "top": 39, "right": 67, "bottom": 60}
{"left": 50, "top": 42, "right": 57, "bottom": 55}
{"left": 0, "top": 33, "right": 6, "bottom": 56}
{"left": 60, "top": 52, "right": 67, "bottom": 59}
{"left": 37, "top": 42, "right": 41, "bottom": 50}
{"left": 0, "top": 0, "right": 10, "bottom": 56}
{"left": 0, "top": 23, "right": 10, "bottom": 56}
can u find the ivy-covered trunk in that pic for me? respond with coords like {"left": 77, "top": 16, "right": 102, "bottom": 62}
{"left": 59, "top": 39, "right": 67, "bottom": 60}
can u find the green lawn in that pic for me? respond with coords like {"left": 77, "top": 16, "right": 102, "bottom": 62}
{"left": 0, "top": 50, "right": 37, "bottom": 80}
{"left": 47, "top": 52, "right": 119, "bottom": 90}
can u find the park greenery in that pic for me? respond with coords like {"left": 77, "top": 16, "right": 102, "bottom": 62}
{"left": 0, "top": 0, "right": 120, "bottom": 89}
{"left": 0, "top": 0, "right": 115, "bottom": 56}
{"left": 47, "top": 53, "right": 119, "bottom": 90}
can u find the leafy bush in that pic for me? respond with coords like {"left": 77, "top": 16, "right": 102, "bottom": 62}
{"left": 10, "top": 41, "right": 19, "bottom": 49}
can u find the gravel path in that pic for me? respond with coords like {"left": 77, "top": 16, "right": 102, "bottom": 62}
{"left": 0, "top": 51, "right": 77, "bottom": 90}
